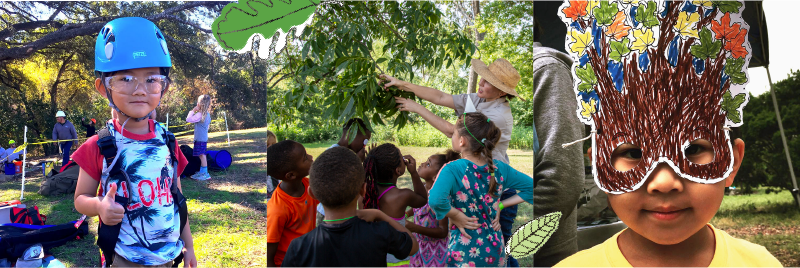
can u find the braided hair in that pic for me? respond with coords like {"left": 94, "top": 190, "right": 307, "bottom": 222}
{"left": 455, "top": 112, "right": 502, "bottom": 197}
{"left": 362, "top": 143, "right": 403, "bottom": 209}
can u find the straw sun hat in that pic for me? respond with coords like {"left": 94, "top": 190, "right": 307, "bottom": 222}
{"left": 471, "top": 58, "right": 524, "bottom": 101}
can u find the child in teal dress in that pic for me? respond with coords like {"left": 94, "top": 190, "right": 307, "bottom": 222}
{"left": 429, "top": 112, "right": 533, "bottom": 267}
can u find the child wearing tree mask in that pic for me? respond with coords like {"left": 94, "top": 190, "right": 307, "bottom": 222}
{"left": 554, "top": 0, "right": 780, "bottom": 266}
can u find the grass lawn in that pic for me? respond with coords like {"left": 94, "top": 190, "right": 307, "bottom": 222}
{"left": 0, "top": 127, "right": 266, "bottom": 267}
{"left": 303, "top": 141, "right": 534, "bottom": 267}
{"left": 711, "top": 189, "right": 800, "bottom": 266}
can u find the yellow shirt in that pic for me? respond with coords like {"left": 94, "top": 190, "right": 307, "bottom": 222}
{"left": 555, "top": 224, "right": 782, "bottom": 267}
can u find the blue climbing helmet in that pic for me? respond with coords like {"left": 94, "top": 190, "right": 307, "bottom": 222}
{"left": 94, "top": 17, "right": 171, "bottom": 121}
{"left": 94, "top": 17, "right": 171, "bottom": 73}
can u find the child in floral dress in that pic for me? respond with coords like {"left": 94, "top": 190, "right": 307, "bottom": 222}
{"left": 407, "top": 150, "right": 461, "bottom": 267}
{"left": 428, "top": 113, "right": 533, "bottom": 267}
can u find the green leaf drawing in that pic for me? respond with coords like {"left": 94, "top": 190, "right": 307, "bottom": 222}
{"left": 635, "top": 1, "right": 659, "bottom": 28}
{"left": 690, "top": 28, "right": 722, "bottom": 60}
{"left": 724, "top": 57, "right": 748, "bottom": 84}
{"left": 609, "top": 38, "right": 631, "bottom": 62}
{"left": 595, "top": 0, "right": 619, "bottom": 26}
{"left": 213, "top": 0, "right": 319, "bottom": 51}
{"left": 721, "top": 91, "right": 746, "bottom": 124}
{"left": 576, "top": 65, "right": 597, "bottom": 93}
{"left": 505, "top": 211, "right": 562, "bottom": 259}
{"left": 712, "top": 0, "right": 743, "bottom": 13}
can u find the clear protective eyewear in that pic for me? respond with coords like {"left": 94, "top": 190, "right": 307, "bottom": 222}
{"left": 104, "top": 74, "right": 168, "bottom": 95}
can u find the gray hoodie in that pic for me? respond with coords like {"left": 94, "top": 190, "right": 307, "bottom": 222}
{"left": 533, "top": 42, "right": 585, "bottom": 266}
{"left": 52, "top": 120, "right": 78, "bottom": 141}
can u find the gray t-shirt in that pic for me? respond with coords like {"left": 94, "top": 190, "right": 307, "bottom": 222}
{"left": 452, "top": 93, "right": 513, "bottom": 164}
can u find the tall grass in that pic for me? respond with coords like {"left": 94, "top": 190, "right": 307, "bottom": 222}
{"left": 268, "top": 122, "right": 533, "bottom": 149}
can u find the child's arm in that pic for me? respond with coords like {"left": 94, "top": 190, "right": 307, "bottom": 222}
{"left": 180, "top": 219, "right": 197, "bottom": 268}
{"left": 357, "top": 209, "right": 419, "bottom": 256}
{"left": 445, "top": 207, "right": 480, "bottom": 239}
{"left": 74, "top": 168, "right": 124, "bottom": 225}
{"left": 497, "top": 161, "right": 533, "bottom": 204}
{"left": 406, "top": 218, "right": 449, "bottom": 239}
{"left": 491, "top": 195, "right": 525, "bottom": 231}
{"left": 267, "top": 243, "right": 279, "bottom": 267}
{"left": 402, "top": 155, "right": 428, "bottom": 208}
{"left": 405, "top": 208, "right": 414, "bottom": 218}
{"left": 185, "top": 110, "right": 202, "bottom": 123}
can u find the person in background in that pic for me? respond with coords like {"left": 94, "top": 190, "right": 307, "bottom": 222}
{"left": 4, "top": 140, "right": 25, "bottom": 163}
{"left": 187, "top": 94, "right": 213, "bottom": 181}
{"left": 81, "top": 118, "right": 97, "bottom": 137}
{"left": 52, "top": 110, "right": 78, "bottom": 168}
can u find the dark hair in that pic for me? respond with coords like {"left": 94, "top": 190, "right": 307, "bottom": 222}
{"left": 362, "top": 143, "right": 403, "bottom": 209}
{"left": 456, "top": 112, "right": 502, "bottom": 197}
{"left": 431, "top": 149, "right": 461, "bottom": 174}
{"left": 266, "top": 140, "right": 301, "bottom": 179}
{"left": 309, "top": 146, "right": 365, "bottom": 209}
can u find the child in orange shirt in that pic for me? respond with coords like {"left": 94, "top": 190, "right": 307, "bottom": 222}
{"left": 266, "top": 140, "right": 317, "bottom": 266}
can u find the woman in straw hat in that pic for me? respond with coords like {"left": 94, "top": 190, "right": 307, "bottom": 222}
{"left": 381, "top": 58, "right": 525, "bottom": 267}
{"left": 380, "top": 58, "right": 522, "bottom": 164}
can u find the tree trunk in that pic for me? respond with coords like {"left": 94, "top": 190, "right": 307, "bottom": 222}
{"left": 467, "top": 0, "right": 483, "bottom": 94}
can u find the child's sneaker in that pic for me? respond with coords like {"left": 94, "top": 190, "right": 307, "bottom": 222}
{"left": 196, "top": 172, "right": 211, "bottom": 181}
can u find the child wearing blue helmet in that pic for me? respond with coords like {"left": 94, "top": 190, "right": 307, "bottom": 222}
{"left": 72, "top": 17, "right": 196, "bottom": 267}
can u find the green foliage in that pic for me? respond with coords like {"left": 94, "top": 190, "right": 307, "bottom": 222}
{"left": 213, "top": 0, "right": 317, "bottom": 51}
{"left": 737, "top": 70, "right": 800, "bottom": 191}
{"left": 690, "top": 28, "right": 722, "bottom": 60}
{"left": 724, "top": 57, "right": 748, "bottom": 84}
{"left": 594, "top": 0, "right": 618, "bottom": 26}
{"left": 635, "top": 1, "right": 659, "bottom": 28}
{"left": 712, "top": 0, "right": 743, "bottom": 14}
{"left": 608, "top": 38, "right": 631, "bottom": 62}
{"left": 286, "top": 1, "right": 476, "bottom": 131}
{"left": 372, "top": 123, "right": 533, "bottom": 150}
{"left": 476, "top": 1, "right": 533, "bottom": 101}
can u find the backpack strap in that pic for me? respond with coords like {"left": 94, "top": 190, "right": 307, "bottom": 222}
{"left": 95, "top": 126, "right": 130, "bottom": 268}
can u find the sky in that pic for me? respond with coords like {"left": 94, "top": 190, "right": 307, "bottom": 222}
{"left": 747, "top": 0, "right": 797, "bottom": 97}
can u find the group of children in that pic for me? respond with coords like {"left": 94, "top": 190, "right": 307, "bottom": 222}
{"left": 267, "top": 114, "right": 533, "bottom": 267}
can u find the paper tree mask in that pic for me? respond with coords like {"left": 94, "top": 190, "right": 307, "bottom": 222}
{"left": 558, "top": 0, "right": 752, "bottom": 194}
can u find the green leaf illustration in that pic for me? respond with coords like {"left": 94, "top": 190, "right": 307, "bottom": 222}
{"left": 635, "top": 1, "right": 659, "bottom": 28}
{"left": 712, "top": 0, "right": 743, "bottom": 13}
{"left": 595, "top": 0, "right": 619, "bottom": 26}
{"left": 609, "top": 38, "right": 631, "bottom": 62}
{"left": 724, "top": 57, "right": 748, "bottom": 84}
{"left": 506, "top": 211, "right": 563, "bottom": 259}
{"left": 576, "top": 65, "right": 597, "bottom": 85}
{"left": 721, "top": 91, "right": 746, "bottom": 124}
{"left": 213, "top": 0, "right": 319, "bottom": 51}
{"left": 690, "top": 28, "right": 722, "bottom": 60}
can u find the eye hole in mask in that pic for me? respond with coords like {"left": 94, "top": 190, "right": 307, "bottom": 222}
{"left": 610, "top": 143, "right": 642, "bottom": 172}
{"left": 684, "top": 138, "right": 715, "bottom": 165}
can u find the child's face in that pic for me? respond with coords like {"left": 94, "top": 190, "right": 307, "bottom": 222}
{"left": 417, "top": 156, "right": 441, "bottom": 181}
{"left": 292, "top": 144, "right": 314, "bottom": 179}
{"left": 608, "top": 139, "right": 744, "bottom": 245}
{"left": 95, "top": 67, "right": 165, "bottom": 120}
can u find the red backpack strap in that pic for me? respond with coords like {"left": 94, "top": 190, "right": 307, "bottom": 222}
{"left": 27, "top": 206, "right": 46, "bottom": 225}
{"left": 10, "top": 207, "right": 30, "bottom": 224}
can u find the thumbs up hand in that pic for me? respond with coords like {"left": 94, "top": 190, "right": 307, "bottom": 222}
{"left": 99, "top": 183, "right": 125, "bottom": 226}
